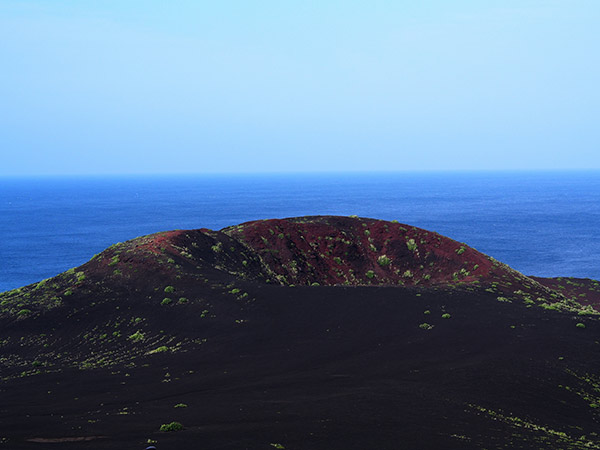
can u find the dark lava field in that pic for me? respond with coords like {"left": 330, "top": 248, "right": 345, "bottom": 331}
{"left": 1, "top": 216, "right": 600, "bottom": 450}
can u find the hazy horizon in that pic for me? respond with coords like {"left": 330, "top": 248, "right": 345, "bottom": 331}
{"left": 2, "top": 168, "right": 600, "bottom": 179}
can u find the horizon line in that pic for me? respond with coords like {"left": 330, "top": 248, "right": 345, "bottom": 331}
{"left": 2, "top": 168, "right": 600, "bottom": 179}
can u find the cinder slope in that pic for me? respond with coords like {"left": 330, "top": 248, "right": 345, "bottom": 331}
{"left": 1, "top": 216, "right": 599, "bottom": 450}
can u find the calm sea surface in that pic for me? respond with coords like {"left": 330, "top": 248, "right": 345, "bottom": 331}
{"left": 1, "top": 171, "right": 599, "bottom": 292}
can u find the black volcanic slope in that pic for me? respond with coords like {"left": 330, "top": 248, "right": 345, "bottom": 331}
{"left": 1, "top": 216, "right": 600, "bottom": 450}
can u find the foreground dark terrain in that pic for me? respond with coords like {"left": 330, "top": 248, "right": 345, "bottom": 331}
{"left": 1, "top": 216, "right": 600, "bottom": 449}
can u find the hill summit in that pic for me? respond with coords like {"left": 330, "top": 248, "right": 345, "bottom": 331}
{"left": 4, "top": 216, "right": 595, "bottom": 322}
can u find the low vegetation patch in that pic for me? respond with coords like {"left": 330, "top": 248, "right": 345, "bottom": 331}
{"left": 406, "top": 238, "right": 417, "bottom": 252}
{"left": 160, "top": 421, "right": 184, "bottom": 432}
{"left": 147, "top": 346, "right": 169, "bottom": 354}
{"left": 128, "top": 331, "right": 145, "bottom": 342}
{"left": 377, "top": 255, "right": 391, "bottom": 267}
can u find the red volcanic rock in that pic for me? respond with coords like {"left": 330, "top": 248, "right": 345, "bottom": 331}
{"left": 2, "top": 216, "right": 567, "bottom": 325}
{"left": 531, "top": 276, "right": 600, "bottom": 308}
{"left": 77, "top": 216, "right": 548, "bottom": 292}
{"left": 222, "top": 216, "right": 496, "bottom": 286}
{"left": 4, "top": 215, "right": 570, "bottom": 325}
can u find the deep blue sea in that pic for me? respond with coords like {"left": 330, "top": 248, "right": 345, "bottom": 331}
{"left": 1, "top": 171, "right": 599, "bottom": 292}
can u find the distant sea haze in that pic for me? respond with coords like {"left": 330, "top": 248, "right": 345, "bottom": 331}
{"left": 1, "top": 171, "right": 599, "bottom": 292}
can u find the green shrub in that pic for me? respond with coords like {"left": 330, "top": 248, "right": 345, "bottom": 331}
{"left": 160, "top": 421, "right": 183, "bottom": 432}
{"left": 419, "top": 323, "right": 434, "bottom": 330}
{"left": 164, "top": 286, "right": 175, "bottom": 293}
{"left": 406, "top": 239, "right": 417, "bottom": 252}
{"left": 365, "top": 270, "right": 375, "bottom": 279}
{"left": 178, "top": 297, "right": 188, "bottom": 304}
{"left": 576, "top": 322, "right": 586, "bottom": 329}
{"left": 129, "top": 331, "right": 145, "bottom": 342}
{"left": 377, "top": 255, "right": 391, "bottom": 266}
{"left": 17, "top": 309, "right": 32, "bottom": 316}
{"left": 161, "top": 298, "right": 173, "bottom": 306}
{"left": 441, "top": 313, "right": 451, "bottom": 319}
{"left": 108, "top": 255, "right": 119, "bottom": 266}
{"left": 578, "top": 306, "right": 597, "bottom": 316}
{"left": 456, "top": 246, "right": 466, "bottom": 255}
{"left": 540, "top": 303, "right": 560, "bottom": 311}
{"left": 174, "top": 403, "right": 188, "bottom": 408}
{"left": 148, "top": 346, "right": 169, "bottom": 354}
{"left": 423, "top": 310, "right": 431, "bottom": 315}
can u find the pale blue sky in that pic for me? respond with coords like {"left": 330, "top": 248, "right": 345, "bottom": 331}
{"left": 1, "top": 1, "right": 599, "bottom": 175}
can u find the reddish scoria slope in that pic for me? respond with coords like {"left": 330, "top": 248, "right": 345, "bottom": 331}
{"left": 221, "top": 216, "right": 536, "bottom": 288}
{"left": 531, "top": 276, "right": 600, "bottom": 308}
{"left": 0, "top": 216, "right": 566, "bottom": 322}
{"left": 93, "top": 215, "right": 535, "bottom": 288}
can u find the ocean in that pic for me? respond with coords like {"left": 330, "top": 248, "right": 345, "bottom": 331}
{"left": 1, "top": 171, "right": 599, "bottom": 292}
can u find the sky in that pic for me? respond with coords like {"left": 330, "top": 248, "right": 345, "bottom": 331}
{"left": 1, "top": 0, "right": 599, "bottom": 175}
